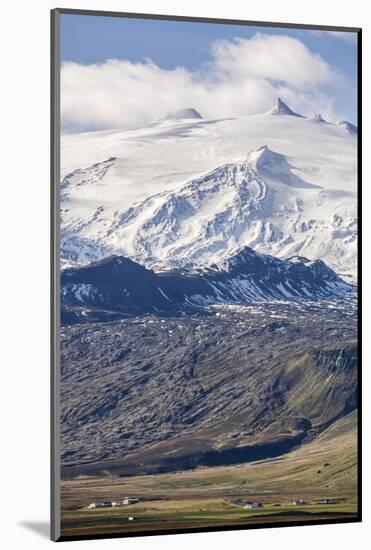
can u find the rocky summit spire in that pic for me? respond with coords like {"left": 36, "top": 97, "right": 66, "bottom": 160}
{"left": 268, "top": 97, "right": 303, "bottom": 117}
{"left": 312, "top": 113, "right": 327, "bottom": 123}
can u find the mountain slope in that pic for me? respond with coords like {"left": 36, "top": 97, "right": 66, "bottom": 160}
{"left": 61, "top": 99, "right": 357, "bottom": 277}
{"left": 61, "top": 144, "right": 356, "bottom": 276}
{"left": 61, "top": 248, "right": 352, "bottom": 323}
{"left": 60, "top": 299, "right": 357, "bottom": 476}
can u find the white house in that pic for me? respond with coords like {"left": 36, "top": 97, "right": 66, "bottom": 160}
{"left": 88, "top": 501, "right": 112, "bottom": 509}
{"left": 122, "top": 497, "right": 140, "bottom": 505}
{"left": 88, "top": 497, "right": 139, "bottom": 509}
{"left": 244, "top": 501, "right": 263, "bottom": 509}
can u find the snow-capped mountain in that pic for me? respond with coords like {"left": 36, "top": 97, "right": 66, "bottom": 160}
{"left": 61, "top": 247, "right": 352, "bottom": 321}
{"left": 61, "top": 98, "right": 357, "bottom": 278}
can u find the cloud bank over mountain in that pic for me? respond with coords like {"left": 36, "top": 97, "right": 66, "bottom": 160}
{"left": 61, "top": 33, "right": 344, "bottom": 131}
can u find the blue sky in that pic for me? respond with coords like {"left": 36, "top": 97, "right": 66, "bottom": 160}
{"left": 61, "top": 14, "right": 358, "bottom": 130}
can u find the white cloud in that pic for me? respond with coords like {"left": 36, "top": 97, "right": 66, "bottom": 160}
{"left": 210, "top": 34, "right": 336, "bottom": 86}
{"left": 61, "top": 33, "right": 343, "bottom": 132}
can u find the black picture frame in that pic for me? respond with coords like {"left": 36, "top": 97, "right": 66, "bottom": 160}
{"left": 51, "top": 8, "right": 362, "bottom": 542}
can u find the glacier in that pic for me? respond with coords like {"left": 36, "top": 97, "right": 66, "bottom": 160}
{"left": 60, "top": 98, "right": 357, "bottom": 279}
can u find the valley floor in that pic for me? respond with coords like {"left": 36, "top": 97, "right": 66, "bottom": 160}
{"left": 59, "top": 298, "right": 358, "bottom": 538}
{"left": 60, "top": 410, "right": 358, "bottom": 538}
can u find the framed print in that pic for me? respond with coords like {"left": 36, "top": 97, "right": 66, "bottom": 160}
{"left": 51, "top": 8, "right": 361, "bottom": 542}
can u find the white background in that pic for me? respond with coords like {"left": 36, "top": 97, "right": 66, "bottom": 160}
{"left": 0, "top": 0, "right": 369, "bottom": 548}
